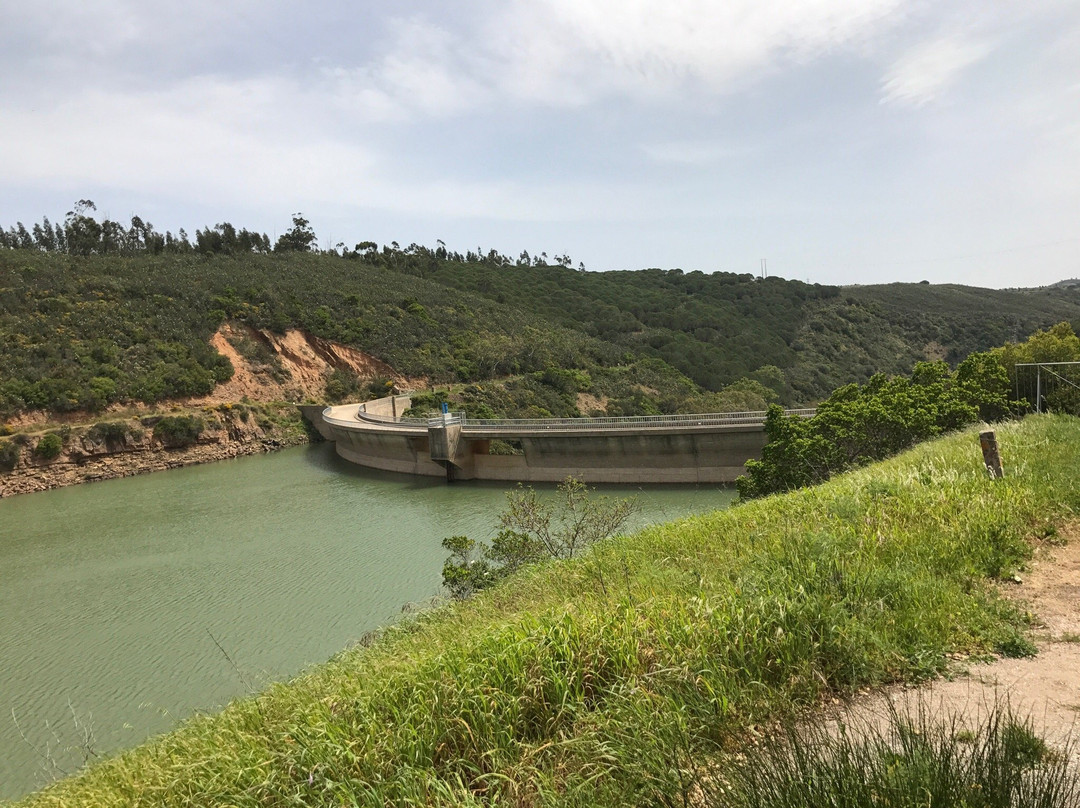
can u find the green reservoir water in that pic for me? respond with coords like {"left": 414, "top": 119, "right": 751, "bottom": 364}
{"left": 0, "top": 443, "right": 733, "bottom": 800}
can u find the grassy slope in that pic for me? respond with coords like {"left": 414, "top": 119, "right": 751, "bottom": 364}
{"left": 14, "top": 415, "right": 1080, "bottom": 807}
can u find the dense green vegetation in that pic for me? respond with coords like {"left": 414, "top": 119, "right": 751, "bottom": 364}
{"left": 0, "top": 439, "right": 20, "bottom": 471}
{"left": 151, "top": 415, "right": 204, "bottom": 448}
{"left": 376, "top": 253, "right": 836, "bottom": 392}
{"left": 786, "top": 285, "right": 1080, "bottom": 400}
{"left": 738, "top": 352, "right": 1012, "bottom": 498}
{"left": 740, "top": 323, "right": 1080, "bottom": 499}
{"left": 7, "top": 206, "right": 1080, "bottom": 423}
{"left": 359, "top": 247, "right": 1080, "bottom": 401}
{"left": 14, "top": 416, "right": 1079, "bottom": 807}
{"left": 32, "top": 432, "right": 63, "bottom": 459}
{"left": 0, "top": 248, "right": 619, "bottom": 417}
{"left": 992, "top": 321, "right": 1080, "bottom": 414}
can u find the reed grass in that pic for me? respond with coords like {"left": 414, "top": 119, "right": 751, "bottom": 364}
{"left": 719, "top": 701, "right": 1077, "bottom": 808}
{"left": 13, "top": 415, "right": 1080, "bottom": 807}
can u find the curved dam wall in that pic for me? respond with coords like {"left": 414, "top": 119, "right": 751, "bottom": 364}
{"left": 301, "top": 398, "right": 781, "bottom": 484}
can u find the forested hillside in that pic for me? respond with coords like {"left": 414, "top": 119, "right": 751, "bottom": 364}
{"left": 784, "top": 284, "right": 1080, "bottom": 399}
{"left": 310, "top": 244, "right": 1080, "bottom": 403}
{"left": 4, "top": 206, "right": 1080, "bottom": 420}
{"left": 375, "top": 254, "right": 834, "bottom": 391}
{"left": 0, "top": 250, "right": 617, "bottom": 416}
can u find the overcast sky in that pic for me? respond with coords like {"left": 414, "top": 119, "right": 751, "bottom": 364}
{"left": 1, "top": 1, "right": 1078, "bottom": 287}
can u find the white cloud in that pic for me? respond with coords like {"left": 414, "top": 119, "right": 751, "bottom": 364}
{"left": 508, "top": 0, "right": 905, "bottom": 92}
{"left": 325, "top": 16, "right": 493, "bottom": 122}
{"left": 0, "top": 74, "right": 660, "bottom": 224}
{"left": 880, "top": 36, "right": 992, "bottom": 107}
{"left": 322, "top": 0, "right": 908, "bottom": 118}
{"left": 2, "top": 0, "right": 264, "bottom": 62}
{"left": 0, "top": 77, "right": 376, "bottom": 205}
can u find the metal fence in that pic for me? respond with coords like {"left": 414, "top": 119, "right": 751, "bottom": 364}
{"left": 351, "top": 407, "right": 816, "bottom": 431}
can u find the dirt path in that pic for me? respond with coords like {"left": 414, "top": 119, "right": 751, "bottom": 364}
{"left": 840, "top": 523, "right": 1080, "bottom": 754}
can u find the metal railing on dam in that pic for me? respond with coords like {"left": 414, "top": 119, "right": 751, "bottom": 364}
{"left": 347, "top": 408, "right": 817, "bottom": 433}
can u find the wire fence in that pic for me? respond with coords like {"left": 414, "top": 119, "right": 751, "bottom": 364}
{"left": 1013, "top": 362, "right": 1080, "bottom": 414}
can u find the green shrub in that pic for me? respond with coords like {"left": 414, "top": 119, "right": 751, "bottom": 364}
{"left": 323, "top": 369, "right": 364, "bottom": 403}
{"left": 737, "top": 358, "right": 1008, "bottom": 499}
{"left": 0, "top": 439, "right": 19, "bottom": 471}
{"left": 536, "top": 367, "right": 590, "bottom": 395}
{"left": 34, "top": 432, "right": 63, "bottom": 460}
{"left": 403, "top": 390, "right": 448, "bottom": 417}
{"left": 441, "top": 477, "right": 637, "bottom": 599}
{"left": 88, "top": 421, "right": 130, "bottom": 443}
{"left": 367, "top": 377, "right": 396, "bottom": 398}
{"left": 153, "top": 415, "right": 204, "bottom": 448}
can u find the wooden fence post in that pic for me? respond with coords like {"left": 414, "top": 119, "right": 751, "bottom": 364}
{"left": 979, "top": 430, "right": 1004, "bottom": 479}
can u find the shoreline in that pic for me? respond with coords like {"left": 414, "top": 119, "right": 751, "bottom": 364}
{"left": 0, "top": 435, "right": 310, "bottom": 499}
{"left": 0, "top": 403, "right": 314, "bottom": 499}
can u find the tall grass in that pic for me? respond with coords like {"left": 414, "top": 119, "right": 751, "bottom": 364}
{"left": 718, "top": 701, "right": 1078, "bottom": 808}
{"left": 12, "top": 416, "right": 1080, "bottom": 807}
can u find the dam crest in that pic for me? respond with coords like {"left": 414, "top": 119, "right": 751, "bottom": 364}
{"left": 301, "top": 395, "right": 814, "bottom": 484}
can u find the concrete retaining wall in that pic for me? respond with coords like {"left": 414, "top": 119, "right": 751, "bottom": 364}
{"left": 357, "top": 395, "right": 412, "bottom": 418}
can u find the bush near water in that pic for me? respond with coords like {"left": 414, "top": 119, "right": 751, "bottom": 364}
{"left": 151, "top": 415, "right": 204, "bottom": 449}
{"left": 14, "top": 415, "right": 1080, "bottom": 807}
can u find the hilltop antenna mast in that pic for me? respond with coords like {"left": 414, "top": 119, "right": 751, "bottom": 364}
{"left": 760, "top": 258, "right": 767, "bottom": 279}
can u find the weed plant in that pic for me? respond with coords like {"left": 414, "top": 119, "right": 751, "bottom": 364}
{"left": 719, "top": 701, "right": 1077, "bottom": 808}
{"left": 87, "top": 421, "right": 132, "bottom": 444}
{"left": 13, "top": 416, "right": 1080, "bottom": 807}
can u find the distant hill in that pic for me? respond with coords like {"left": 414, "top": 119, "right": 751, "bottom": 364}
{"left": 367, "top": 249, "right": 1080, "bottom": 402}
{"left": 4, "top": 244, "right": 1080, "bottom": 419}
{"left": 784, "top": 282, "right": 1080, "bottom": 400}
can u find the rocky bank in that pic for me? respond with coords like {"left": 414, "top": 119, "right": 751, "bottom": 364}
{"left": 0, "top": 404, "right": 312, "bottom": 498}
{"left": 0, "top": 321, "right": 423, "bottom": 499}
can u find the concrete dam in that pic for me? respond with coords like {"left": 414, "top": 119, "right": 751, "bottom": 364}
{"left": 302, "top": 395, "right": 814, "bottom": 484}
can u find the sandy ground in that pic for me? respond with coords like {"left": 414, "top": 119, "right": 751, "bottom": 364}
{"left": 839, "top": 523, "right": 1080, "bottom": 756}
{"left": 190, "top": 323, "right": 413, "bottom": 406}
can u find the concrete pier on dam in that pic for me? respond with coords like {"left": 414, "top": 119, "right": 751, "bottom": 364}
{"left": 301, "top": 395, "right": 814, "bottom": 484}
